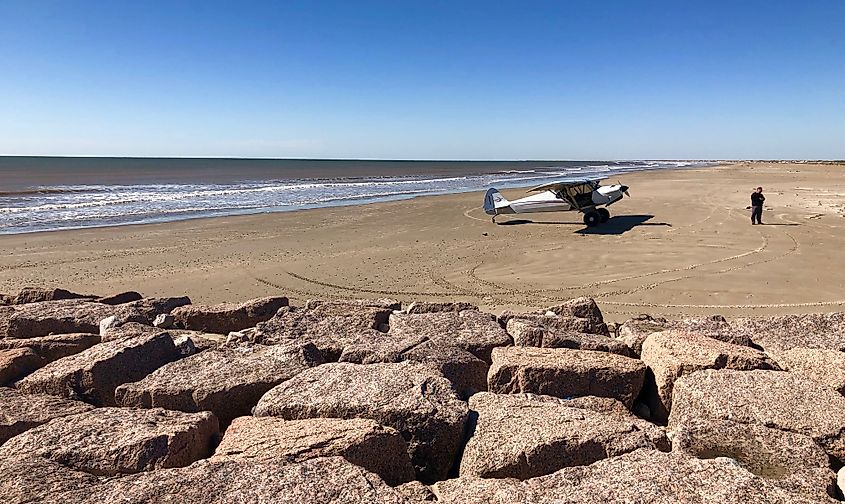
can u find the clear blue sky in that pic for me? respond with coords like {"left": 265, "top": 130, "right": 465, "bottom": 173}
{"left": 1, "top": 1, "right": 843, "bottom": 159}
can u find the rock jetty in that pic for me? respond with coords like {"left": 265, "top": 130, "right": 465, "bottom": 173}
{"left": 0, "top": 286, "right": 842, "bottom": 503}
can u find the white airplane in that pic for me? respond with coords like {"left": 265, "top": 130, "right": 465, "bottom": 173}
{"left": 483, "top": 178, "right": 630, "bottom": 227}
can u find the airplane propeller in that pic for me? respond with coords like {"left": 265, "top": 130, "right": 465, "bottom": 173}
{"left": 618, "top": 180, "right": 630, "bottom": 197}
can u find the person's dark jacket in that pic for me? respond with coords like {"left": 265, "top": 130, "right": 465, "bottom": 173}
{"left": 751, "top": 192, "right": 765, "bottom": 206}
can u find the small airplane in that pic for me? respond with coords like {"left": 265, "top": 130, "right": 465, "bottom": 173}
{"left": 483, "top": 178, "right": 630, "bottom": 227}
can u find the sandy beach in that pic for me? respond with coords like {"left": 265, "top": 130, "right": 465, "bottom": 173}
{"left": 1, "top": 162, "right": 843, "bottom": 322}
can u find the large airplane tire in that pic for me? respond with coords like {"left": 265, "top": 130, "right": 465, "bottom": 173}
{"left": 583, "top": 211, "right": 601, "bottom": 227}
{"left": 597, "top": 208, "right": 610, "bottom": 223}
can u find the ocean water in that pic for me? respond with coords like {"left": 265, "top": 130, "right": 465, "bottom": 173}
{"left": 0, "top": 158, "right": 708, "bottom": 234}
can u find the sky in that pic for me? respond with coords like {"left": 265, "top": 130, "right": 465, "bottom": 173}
{"left": 0, "top": 0, "right": 843, "bottom": 160}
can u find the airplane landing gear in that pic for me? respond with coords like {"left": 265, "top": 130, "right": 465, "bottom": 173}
{"left": 583, "top": 211, "right": 601, "bottom": 227}
{"left": 597, "top": 208, "right": 610, "bottom": 223}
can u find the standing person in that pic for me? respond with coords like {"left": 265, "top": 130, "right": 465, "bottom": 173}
{"left": 750, "top": 187, "right": 765, "bottom": 225}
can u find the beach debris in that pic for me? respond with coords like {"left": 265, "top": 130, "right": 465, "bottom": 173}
{"left": 640, "top": 330, "right": 779, "bottom": 422}
{"left": 0, "top": 407, "right": 218, "bottom": 476}
{"left": 669, "top": 369, "right": 845, "bottom": 460}
{"left": 254, "top": 361, "right": 469, "bottom": 483}
{"left": 212, "top": 416, "right": 415, "bottom": 486}
{"left": 153, "top": 313, "right": 175, "bottom": 328}
{"left": 99, "top": 314, "right": 122, "bottom": 335}
{"left": 16, "top": 330, "right": 180, "bottom": 406}
{"left": 487, "top": 346, "right": 646, "bottom": 408}
{"left": 171, "top": 334, "right": 196, "bottom": 356}
{"left": 170, "top": 296, "right": 288, "bottom": 334}
{"left": 115, "top": 342, "right": 322, "bottom": 428}
{"left": 460, "top": 392, "right": 668, "bottom": 480}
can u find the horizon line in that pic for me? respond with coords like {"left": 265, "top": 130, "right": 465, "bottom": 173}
{"left": 2, "top": 155, "right": 838, "bottom": 162}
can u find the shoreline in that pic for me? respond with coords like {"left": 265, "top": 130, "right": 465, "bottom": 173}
{"left": 2, "top": 162, "right": 844, "bottom": 322}
{"left": 1, "top": 161, "right": 715, "bottom": 236}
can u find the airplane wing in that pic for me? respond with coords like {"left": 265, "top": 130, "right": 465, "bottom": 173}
{"left": 527, "top": 178, "right": 604, "bottom": 193}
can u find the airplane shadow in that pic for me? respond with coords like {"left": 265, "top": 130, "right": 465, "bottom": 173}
{"left": 496, "top": 215, "right": 670, "bottom": 235}
{"left": 576, "top": 215, "right": 671, "bottom": 235}
{"left": 497, "top": 219, "right": 574, "bottom": 226}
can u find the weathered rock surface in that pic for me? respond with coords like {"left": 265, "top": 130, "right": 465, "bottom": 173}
{"left": 736, "top": 312, "right": 845, "bottom": 352}
{"left": 0, "top": 333, "right": 100, "bottom": 363}
{"left": 395, "top": 481, "right": 437, "bottom": 502}
{"left": 618, "top": 314, "right": 753, "bottom": 355}
{"left": 340, "top": 340, "right": 488, "bottom": 398}
{"left": 115, "top": 342, "right": 324, "bottom": 427}
{"left": 0, "top": 348, "right": 42, "bottom": 385}
{"left": 0, "top": 407, "right": 218, "bottom": 476}
{"left": 254, "top": 361, "right": 469, "bottom": 483}
{"left": 671, "top": 418, "right": 833, "bottom": 485}
{"left": 171, "top": 296, "right": 288, "bottom": 334}
{"left": 461, "top": 392, "right": 669, "bottom": 479}
{"left": 772, "top": 347, "right": 845, "bottom": 394}
{"left": 434, "top": 448, "right": 837, "bottom": 503}
{"left": 499, "top": 298, "right": 608, "bottom": 335}
{"left": 544, "top": 297, "right": 606, "bottom": 321}
{"left": 405, "top": 301, "right": 478, "bottom": 314}
{"left": 305, "top": 298, "right": 402, "bottom": 310}
{"left": 640, "top": 330, "right": 779, "bottom": 422}
{"left": 212, "top": 416, "right": 415, "bottom": 485}
{"left": 124, "top": 296, "right": 192, "bottom": 319}
{"left": 46, "top": 457, "right": 413, "bottom": 504}
{"left": 16, "top": 330, "right": 180, "bottom": 405}
{"left": 0, "top": 455, "right": 100, "bottom": 504}
{"left": 669, "top": 369, "right": 845, "bottom": 460}
{"left": 10, "top": 287, "right": 94, "bottom": 305}
{"left": 388, "top": 309, "right": 512, "bottom": 363}
{"left": 253, "top": 304, "right": 392, "bottom": 360}
{"left": 0, "top": 388, "right": 94, "bottom": 445}
{"left": 488, "top": 347, "right": 646, "bottom": 408}
{"left": 101, "top": 322, "right": 224, "bottom": 353}
{"left": 506, "top": 318, "right": 633, "bottom": 356}
{"left": 2, "top": 300, "right": 147, "bottom": 338}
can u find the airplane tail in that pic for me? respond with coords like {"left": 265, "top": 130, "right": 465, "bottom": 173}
{"left": 483, "top": 188, "right": 510, "bottom": 215}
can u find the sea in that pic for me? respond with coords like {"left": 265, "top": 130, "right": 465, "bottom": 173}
{"left": 0, "top": 157, "right": 710, "bottom": 234}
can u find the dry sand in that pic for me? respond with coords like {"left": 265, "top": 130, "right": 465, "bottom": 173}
{"left": 1, "top": 162, "right": 844, "bottom": 323}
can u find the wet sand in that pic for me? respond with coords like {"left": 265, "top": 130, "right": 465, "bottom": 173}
{"left": 1, "top": 162, "right": 844, "bottom": 323}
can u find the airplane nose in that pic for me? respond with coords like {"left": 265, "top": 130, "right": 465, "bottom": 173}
{"left": 620, "top": 185, "right": 630, "bottom": 196}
